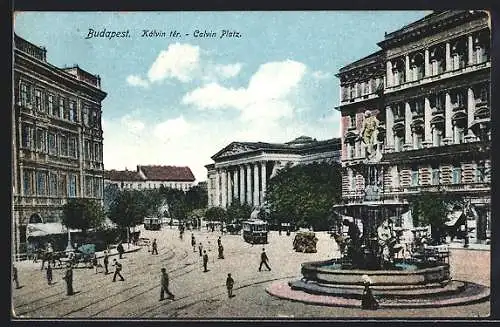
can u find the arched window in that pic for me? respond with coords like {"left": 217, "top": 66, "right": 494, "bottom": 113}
{"left": 392, "top": 59, "right": 405, "bottom": 86}
{"left": 411, "top": 52, "right": 425, "bottom": 81}
{"left": 429, "top": 45, "right": 445, "bottom": 75}
{"left": 450, "top": 89, "right": 466, "bottom": 110}
{"left": 451, "top": 38, "right": 467, "bottom": 70}
{"left": 473, "top": 30, "right": 490, "bottom": 64}
{"left": 411, "top": 123, "right": 424, "bottom": 149}
{"left": 430, "top": 116, "right": 445, "bottom": 147}
{"left": 393, "top": 124, "right": 405, "bottom": 152}
{"left": 452, "top": 112, "right": 467, "bottom": 144}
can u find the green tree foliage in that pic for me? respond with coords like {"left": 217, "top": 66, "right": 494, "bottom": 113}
{"left": 108, "top": 190, "right": 148, "bottom": 228}
{"left": 205, "top": 206, "right": 228, "bottom": 223}
{"left": 62, "top": 198, "right": 106, "bottom": 233}
{"left": 185, "top": 185, "right": 208, "bottom": 211}
{"left": 226, "top": 202, "right": 253, "bottom": 223}
{"left": 103, "top": 183, "right": 120, "bottom": 212}
{"left": 265, "top": 162, "right": 342, "bottom": 231}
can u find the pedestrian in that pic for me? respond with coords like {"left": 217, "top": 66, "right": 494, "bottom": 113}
{"left": 218, "top": 244, "right": 224, "bottom": 259}
{"left": 12, "top": 265, "right": 20, "bottom": 289}
{"left": 191, "top": 234, "right": 196, "bottom": 252}
{"left": 198, "top": 242, "right": 203, "bottom": 257}
{"left": 92, "top": 254, "right": 99, "bottom": 274}
{"left": 151, "top": 239, "right": 158, "bottom": 255}
{"left": 217, "top": 236, "right": 222, "bottom": 247}
{"left": 226, "top": 273, "right": 234, "bottom": 298}
{"left": 361, "top": 275, "right": 379, "bottom": 310}
{"left": 103, "top": 250, "right": 109, "bottom": 274}
{"left": 112, "top": 259, "right": 125, "bottom": 282}
{"left": 117, "top": 242, "right": 124, "bottom": 259}
{"left": 202, "top": 250, "right": 209, "bottom": 272}
{"left": 62, "top": 264, "right": 74, "bottom": 295}
{"left": 258, "top": 248, "right": 271, "bottom": 271}
{"left": 159, "top": 268, "right": 175, "bottom": 301}
{"left": 46, "top": 263, "right": 53, "bottom": 285}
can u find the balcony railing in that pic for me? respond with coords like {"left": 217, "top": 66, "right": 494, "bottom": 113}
{"left": 13, "top": 196, "right": 66, "bottom": 207}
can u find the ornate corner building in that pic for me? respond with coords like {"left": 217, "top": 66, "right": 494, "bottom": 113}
{"left": 206, "top": 136, "right": 341, "bottom": 209}
{"left": 12, "top": 35, "right": 107, "bottom": 259}
{"left": 336, "top": 11, "right": 490, "bottom": 244}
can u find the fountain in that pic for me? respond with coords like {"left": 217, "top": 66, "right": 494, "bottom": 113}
{"left": 266, "top": 111, "right": 489, "bottom": 308}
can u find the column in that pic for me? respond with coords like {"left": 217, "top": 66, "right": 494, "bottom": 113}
{"left": 246, "top": 164, "right": 252, "bottom": 205}
{"left": 466, "top": 87, "right": 476, "bottom": 141}
{"left": 239, "top": 165, "right": 245, "bottom": 204}
{"left": 261, "top": 161, "right": 267, "bottom": 204}
{"left": 386, "top": 61, "right": 393, "bottom": 87}
{"left": 386, "top": 105, "right": 394, "bottom": 151}
{"left": 445, "top": 42, "right": 451, "bottom": 71}
{"left": 214, "top": 170, "right": 220, "bottom": 206}
{"left": 405, "top": 55, "right": 411, "bottom": 82}
{"left": 424, "top": 48, "right": 430, "bottom": 77}
{"left": 444, "top": 92, "right": 453, "bottom": 144}
{"left": 221, "top": 168, "right": 227, "bottom": 208}
{"left": 468, "top": 34, "right": 474, "bottom": 66}
{"left": 253, "top": 163, "right": 259, "bottom": 207}
{"left": 226, "top": 169, "right": 232, "bottom": 206}
{"left": 233, "top": 169, "right": 239, "bottom": 202}
{"left": 207, "top": 177, "right": 212, "bottom": 207}
{"left": 424, "top": 97, "right": 432, "bottom": 145}
{"left": 354, "top": 141, "right": 360, "bottom": 158}
{"left": 404, "top": 102, "right": 412, "bottom": 150}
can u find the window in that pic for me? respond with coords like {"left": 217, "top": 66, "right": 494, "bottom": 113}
{"left": 69, "top": 137, "right": 77, "bottom": 158}
{"left": 23, "top": 170, "right": 33, "bottom": 195}
{"left": 393, "top": 103, "right": 405, "bottom": 120}
{"left": 475, "top": 163, "right": 486, "bottom": 183}
{"left": 20, "top": 83, "right": 29, "bottom": 107}
{"left": 83, "top": 106, "right": 90, "bottom": 126}
{"left": 59, "top": 174, "right": 67, "bottom": 197}
{"left": 431, "top": 168, "right": 440, "bottom": 185}
{"left": 93, "top": 177, "right": 101, "bottom": 198}
{"left": 47, "top": 94, "right": 55, "bottom": 116}
{"left": 453, "top": 124, "right": 465, "bottom": 144}
{"left": 363, "top": 81, "right": 369, "bottom": 95}
{"left": 49, "top": 173, "right": 58, "bottom": 196}
{"left": 69, "top": 174, "right": 77, "bottom": 197}
{"left": 341, "top": 86, "right": 349, "bottom": 101}
{"left": 432, "top": 127, "right": 443, "bottom": 147}
{"left": 85, "top": 176, "right": 92, "bottom": 196}
{"left": 93, "top": 143, "right": 100, "bottom": 161}
{"left": 58, "top": 97, "right": 64, "bottom": 118}
{"left": 451, "top": 90, "right": 466, "bottom": 109}
{"left": 350, "top": 84, "right": 356, "bottom": 99}
{"left": 411, "top": 169, "right": 419, "bottom": 186}
{"left": 21, "top": 124, "right": 32, "bottom": 148}
{"left": 348, "top": 143, "right": 355, "bottom": 159}
{"left": 413, "top": 132, "right": 423, "bottom": 149}
{"left": 394, "top": 134, "right": 404, "bottom": 152}
{"left": 36, "top": 129, "right": 47, "bottom": 153}
{"left": 452, "top": 167, "right": 462, "bottom": 184}
{"left": 35, "top": 89, "right": 42, "bottom": 111}
{"left": 69, "top": 101, "right": 76, "bottom": 122}
{"left": 60, "top": 135, "right": 68, "bottom": 156}
{"left": 85, "top": 140, "right": 91, "bottom": 160}
{"left": 36, "top": 171, "right": 47, "bottom": 196}
{"left": 64, "top": 99, "right": 71, "bottom": 120}
{"left": 48, "top": 132, "right": 57, "bottom": 155}
{"left": 411, "top": 99, "right": 424, "bottom": 116}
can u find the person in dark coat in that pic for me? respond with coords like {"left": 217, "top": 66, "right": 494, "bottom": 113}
{"left": 226, "top": 273, "right": 234, "bottom": 298}
{"left": 198, "top": 243, "right": 203, "bottom": 257}
{"left": 103, "top": 251, "right": 109, "bottom": 274}
{"left": 159, "top": 268, "right": 175, "bottom": 301}
{"left": 191, "top": 234, "right": 196, "bottom": 252}
{"left": 151, "top": 239, "right": 158, "bottom": 255}
{"left": 258, "top": 248, "right": 271, "bottom": 271}
{"left": 218, "top": 244, "right": 224, "bottom": 259}
{"left": 112, "top": 259, "right": 125, "bottom": 282}
{"left": 217, "top": 236, "right": 222, "bottom": 247}
{"left": 202, "top": 250, "right": 209, "bottom": 272}
{"left": 62, "top": 264, "right": 74, "bottom": 295}
{"left": 13, "top": 265, "right": 20, "bottom": 289}
{"left": 361, "top": 276, "right": 379, "bottom": 310}
{"left": 46, "top": 263, "right": 53, "bottom": 285}
{"left": 116, "top": 242, "right": 125, "bottom": 259}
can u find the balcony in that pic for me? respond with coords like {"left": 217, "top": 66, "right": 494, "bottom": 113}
{"left": 399, "top": 182, "right": 489, "bottom": 194}
{"left": 13, "top": 195, "right": 66, "bottom": 207}
{"left": 386, "top": 61, "right": 490, "bottom": 94}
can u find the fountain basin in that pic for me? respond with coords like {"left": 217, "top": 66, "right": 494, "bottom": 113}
{"left": 301, "top": 258, "right": 450, "bottom": 286}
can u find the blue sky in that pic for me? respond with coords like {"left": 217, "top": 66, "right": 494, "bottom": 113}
{"left": 14, "top": 11, "right": 430, "bottom": 181}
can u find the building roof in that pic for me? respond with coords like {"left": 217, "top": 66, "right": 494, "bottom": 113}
{"left": 104, "top": 169, "right": 143, "bottom": 181}
{"left": 138, "top": 165, "right": 195, "bottom": 182}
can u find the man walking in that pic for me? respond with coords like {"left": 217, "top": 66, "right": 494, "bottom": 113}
{"left": 62, "top": 264, "right": 74, "bottom": 295}
{"left": 46, "top": 263, "right": 53, "bottom": 285}
{"left": 151, "top": 239, "right": 158, "bottom": 255}
{"left": 112, "top": 259, "right": 125, "bottom": 282}
{"left": 191, "top": 234, "right": 196, "bottom": 252}
{"left": 218, "top": 243, "right": 224, "bottom": 259}
{"left": 198, "top": 242, "right": 203, "bottom": 257}
{"left": 217, "top": 236, "right": 222, "bottom": 248}
{"left": 159, "top": 268, "right": 175, "bottom": 301}
{"left": 258, "top": 248, "right": 271, "bottom": 271}
{"left": 117, "top": 241, "right": 124, "bottom": 259}
{"left": 103, "top": 250, "right": 109, "bottom": 274}
{"left": 202, "top": 250, "right": 209, "bottom": 272}
{"left": 226, "top": 273, "right": 234, "bottom": 298}
{"left": 12, "top": 265, "right": 20, "bottom": 289}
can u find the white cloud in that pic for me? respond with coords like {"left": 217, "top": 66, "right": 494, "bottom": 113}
{"left": 147, "top": 43, "right": 200, "bottom": 83}
{"left": 312, "top": 70, "right": 332, "bottom": 80}
{"left": 153, "top": 116, "right": 192, "bottom": 142}
{"left": 182, "top": 60, "right": 307, "bottom": 123}
{"left": 126, "top": 75, "right": 149, "bottom": 88}
{"left": 214, "top": 63, "right": 242, "bottom": 79}
{"left": 120, "top": 115, "right": 145, "bottom": 135}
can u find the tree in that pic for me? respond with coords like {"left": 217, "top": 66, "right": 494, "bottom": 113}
{"left": 410, "top": 192, "right": 463, "bottom": 244}
{"left": 62, "top": 198, "right": 106, "bottom": 234}
{"left": 226, "top": 202, "right": 253, "bottom": 223}
{"left": 185, "top": 185, "right": 208, "bottom": 211}
{"left": 265, "top": 162, "right": 342, "bottom": 231}
{"left": 205, "top": 206, "right": 227, "bottom": 224}
{"left": 108, "top": 190, "right": 148, "bottom": 230}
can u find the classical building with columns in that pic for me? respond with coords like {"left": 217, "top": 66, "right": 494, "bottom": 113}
{"left": 205, "top": 136, "right": 341, "bottom": 209}
{"left": 12, "top": 35, "right": 107, "bottom": 259}
{"left": 336, "top": 10, "right": 490, "bottom": 244}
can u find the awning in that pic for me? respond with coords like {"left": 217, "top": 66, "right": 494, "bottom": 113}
{"left": 26, "top": 223, "right": 79, "bottom": 238}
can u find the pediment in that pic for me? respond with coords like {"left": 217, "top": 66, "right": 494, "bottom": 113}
{"left": 212, "top": 142, "right": 258, "bottom": 160}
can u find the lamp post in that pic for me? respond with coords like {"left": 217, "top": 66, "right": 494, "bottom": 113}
{"left": 65, "top": 227, "right": 74, "bottom": 252}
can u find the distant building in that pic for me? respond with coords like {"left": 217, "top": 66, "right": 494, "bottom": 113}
{"left": 336, "top": 10, "right": 490, "bottom": 244}
{"left": 12, "top": 34, "right": 107, "bottom": 260}
{"left": 104, "top": 165, "right": 196, "bottom": 192}
{"left": 206, "top": 136, "right": 341, "bottom": 209}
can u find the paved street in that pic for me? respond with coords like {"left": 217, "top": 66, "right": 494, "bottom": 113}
{"left": 12, "top": 228, "right": 490, "bottom": 319}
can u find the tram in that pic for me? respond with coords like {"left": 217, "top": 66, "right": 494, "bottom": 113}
{"left": 242, "top": 219, "right": 268, "bottom": 244}
{"left": 143, "top": 217, "right": 162, "bottom": 231}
